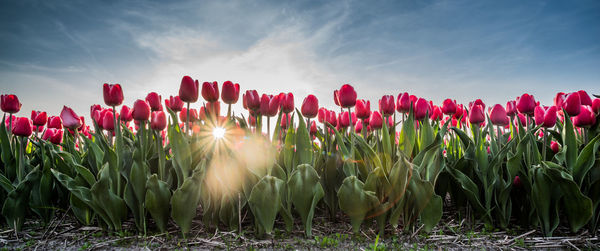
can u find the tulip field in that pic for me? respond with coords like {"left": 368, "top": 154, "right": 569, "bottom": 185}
{"left": 1, "top": 79, "right": 600, "bottom": 249}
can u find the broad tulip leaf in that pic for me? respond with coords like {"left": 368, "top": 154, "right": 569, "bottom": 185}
{"left": 420, "top": 194, "right": 443, "bottom": 232}
{"left": 530, "top": 166, "right": 560, "bottom": 236}
{"left": 90, "top": 165, "right": 128, "bottom": 231}
{"left": 398, "top": 107, "right": 416, "bottom": 157}
{"left": 572, "top": 134, "right": 600, "bottom": 185}
{"left": 295, "top": 110, "right": 313, "bottom": 166}
{"left": 248, "top": 175, "right": 284, "bottom": 235}
{"left": 288, "top": 164, "right": 324, "bottom": 237}
{"left": 388, "top": 156, "right": 413, "bottom": 227}
{"left": 171, "top": 168, "right": 204, "bottom": 235}
{"left": 561, "top": 112, "right": 577, "bottom": 169}
{"left": 337, "top": 175, "right": 380, "bottom": 233}
{"left": 1, "top": 166, "right": 40, "bottom": 231}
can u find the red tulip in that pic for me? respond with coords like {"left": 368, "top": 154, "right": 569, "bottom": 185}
{"left": 146, "top": 92, "right": 162, "bottom": 111}
{"left": 4, "top": 115, "right": 15, "bottom": 129}
{"left": 206, "top": 101, "right": 221, "bottom": 117}
{"left": 442, "top": 99, "right": 457, "bottom": 115}
{"left": 490, "top": 104, "right": 509, "bottom": 126}
{"left": 396, "top": 92, "right": 410, "bottom": 113}
{"left": 60, "top": 106, "right": 82, "bottom": 129}
{"left": 201, "top": 81, "right": 219, "bottom": 102}
{"left": 248, "top": 115, "right": 256, "bottom": 127}
{"left": 536, "top": 106, "right": 557, "bottom": 128}
{"left": 120, "top": 105, "right": 133, "bottom": 122}
{"left": 221, "top": 81, "right": 240, "bottom": 104}
{"left": 515, "top": 113, "right": 526, "bottom": 127}
{"left": 47, "top": 116, "right": 62, "bottom": 129}
{"left": 310, "top": 121, "right": 317, "bottom": 136}
{"left": 339, "top": 111, "right": 350, "bottom": 128}
{"left": 453, "top": 104, "right": 464, "bottom": 119}
{"left": 338, "top": 84, "right": 357, "bottom": 108}
{"left": 592, "top": 99, "right": 600, "bottom": 114}
{"left": 369, "top": 111, "right": 383, "bottom": 129}
{"left": 564, "top": 92, "right": 581, "bottom": 116}
{"left": 430, "top": 106, "right": 443, "bottom": 121}
{"left": 578, "top": 90, "right": 592, "bottom": 106}
{"left": 132, "top": 99, "right": 151, "bottom": 121}
{"left": 326, "top": 110, "right": 337, "bottom": 127}
{"left": 244, "top": 90, "right": 260, "bottom": 111}
{"left": 260, "top": 94, "right": 280, "bottom": 117}
{"left": 379, "top": 95, "right": 395, "bottom": 116}
{"left": 470, "top": 99, "right": 485, "bottom": 110}
{"left": 301, "top": 95, "right": 319, "bottom": 118}
{"left": 151, "top": 111, "right": 167, "bottom": 131}
{"left": 179, "top": 76, "right": 199, "bottom": 103}
{"left": 165, "top": 96, "right": 184, "bottom": 112}
{"left": 355, "top": 99, "right": 371, "bottom": 119}
{"left": 414, "top": 98, "right": 429, "bottom": 120}
{"left": 1, "top": 94, "right": 21, "bottom": 114}
{"left": 281, "top": 113, "right": 291, "bottom": 129}
{"left": 573, "top": 105, "right": 596, "bottom": 127}
{"left": 179, "top": 107, "right": 199, "bottom": 122}
{"left": 516, "top": 93, "right": 536, "bottom": 115}
{"left": 31, "top": 110, "right": 48, "bottom": 126}
{"left": 550, "top": 141, "right": 560, "bottom": 153}
{"left": 12, "top": 117, "right": 32, "bottom": 137}
{"left": 280, "top": 93, "right": 294, "bottom": 114}
{"left": 469, "top": 104, "right": 485, "bottom": 125}
{"left": 103, "top": 83, "right": 124, "bottom": 107}
{"left": 506, "top": 100, "right": 517, "bottom": 117}
{"left": 513, "top": 176, "right": 522, "bottom": 187}
{"left": 318, "top": 107, "right": 327, "bottom": 123}
{"left": 554, "top": 92, "right": 566, "bottom": 109}
{"left": 333, "top": 90, "right": 341, "bottom": 107}
{"left": 43, "top": 128, "right": 63, "bottom": 144}
{"left": 355, "top": 119, "right": 363, "bottom": 134}
{"left": 102, "top": 110, "right": 115, "bottom": 131}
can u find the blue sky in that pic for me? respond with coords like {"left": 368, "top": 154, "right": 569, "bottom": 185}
{"left": 1, "top": 0, "right": 598, "bottom": 119}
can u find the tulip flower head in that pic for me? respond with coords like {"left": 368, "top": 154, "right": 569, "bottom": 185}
{"left": 1, "top": 94, "right": 21, "bottom": 114}
{"left": 146, "top": 92, "right": 163, "bottom": 111}
{"left": 396, "top": 92, "right": 411, "bottom": 113}
{"left": 337, "top": 84, "right": 357, "bottom": 108}
{"left": 132, "top": 99, "right": 151, "bottom": 121}
{"left": 244, "top": 90, "right": 261, "bottom": 112}
{"left": 12, "top": 117, "right": 32, "bottom": 137}
{"left": 573, "top": 105, "right": 596, "bottom": 128}
{"left": 564, "top": 92, "right": 581, "bottom": 116}
{"left": 221, "top": 81, "right": 240, "bottom": 105}
{"left": 31, "top": 110, "right": 48, "bottom": 126}
{"left": 469, "top": 104, "right": 485, "bottom": 126}
{"left": 490, "top": 104, "right": 509, "bottom": 126}
{"left": 379, "top": 95, "right": 395, "bottom": 117}
{"left": 60, "top": 106, "right": 82, "bottom": 130}
{"left": 516, "top": 93, "right": 536, "bottom": 115}
{"left": 165, "top": 95, "right": 184, "bottom": 112}
{"left": 120, "top": 105, "right": 133, "bottom": 122}
{"left": 301, "top": 95, "right": 319, "bottom": 118}
{"left": 279, "top": 92, "right": 294, "bottom": 114}
{"left": 103, "top": 83, "right": 124, "bottom": 107}
{"left": 202, "top": 81, "right": 220, "bottom": 102}
{"left": 369, "top": 111, "right": 383, "bottom": 129}
{"left": 151, "top": 111, "right": 167, "bottom": 131}
{"left": 414, "top": 98, "right": 430, "bottom": 120}
{"left": 355, "top": 99, "right": 371, "bottom": 119}
{"left": 179, "top": 76, "right": 199, "bottom": 103}
{"left": 43, "top": 128, "right": 63, "bottom": 144}
{"left": 442, "top": 99, "right": 457, "bottom": 115}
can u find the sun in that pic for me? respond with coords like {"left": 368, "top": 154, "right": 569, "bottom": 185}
{"left": 212, "top": 127, "right": 226, "bottom": 139}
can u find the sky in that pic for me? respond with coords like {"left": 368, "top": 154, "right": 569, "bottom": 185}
{"left": 0, "top": 0, "right": 599, "bottom": 120}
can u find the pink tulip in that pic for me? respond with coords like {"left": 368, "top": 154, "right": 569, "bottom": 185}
{"left": 60, "top": 106, "right": 82, "bottom": 129}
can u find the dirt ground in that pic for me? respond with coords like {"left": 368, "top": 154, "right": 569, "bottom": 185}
{"left": 1, "top": 209, "right": 599, "bottom": 250}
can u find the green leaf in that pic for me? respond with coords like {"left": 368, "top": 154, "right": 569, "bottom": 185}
{"left": 572, "top": 134, "right": 600, "bottom": 185}
{"left": 171, "top": 167, "right": 204, "bottom": 234}
{"left": 561, "top": 112, "right": 577, "bottom": 169}
{"left": 145, "top": 174, "right": 172, "bottom": 233}
{"left": 295, "top": 109, "right": 313, "bottom": 166}
{"left": 2, "top": 166, "right": 40, "bottom": 231}
{"left": 248, "top": 175, "right": 284, "bottom": 235}
{"left": 337, "top": 175, "right": 380, "bottom": 233}
{"left": 287, "top": 164, "right": 324, "bottom": 237}
{"left": 90, "top": 164, "right": 128, "bottom": 230}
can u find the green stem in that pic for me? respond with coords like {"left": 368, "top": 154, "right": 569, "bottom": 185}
{"left": 227, "top": 104, "right": 232, "bottom": 119}
{"left": 185, "top": 102, "right": 190, "bottom": 135}
{"left": 155, "top": 130, "right": 165, "bottom": 181}
{"left": 347, "top": 108, "right": 356, "bottom": 176}
{"left": 542, "top": 128, "right": 547, "bottom": 161}
{"left": 18, "top": 136, "right": 26, "bottom": 182}
{"left": 267, "top": 116, "right": 270, "bottom": 139}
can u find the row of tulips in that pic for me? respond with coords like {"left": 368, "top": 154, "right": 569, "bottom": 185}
{"left": 0, "top": 81, "right": 599, "bottom": 238}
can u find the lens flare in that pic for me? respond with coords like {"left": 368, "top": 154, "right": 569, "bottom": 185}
{"left": 213, "top": 127, "right": 226, "bottom": 139}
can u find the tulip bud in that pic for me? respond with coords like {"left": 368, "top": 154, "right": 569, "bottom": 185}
{"left": 47, "top": 116, "right": 62, "bottom": 129}
{"left": 469, "top": 104, "right": 485, "bottom": 125}
{"left": 145, "top": 92, "right": 163, "bottom": 111}
{"left": 326, "top": 110, "right": 337, "bottom": 127}
{"left": 573, "top": 105, "right": 596, "bottom": 128}
{"left": 339, "top": 111, "right": 350, "bottom": 128}
{"left": 244, "top": 90, "right": 261, "bottom": 111}
{"left": 120, "top": 105, "right": 133, "bottom": 122}
{"left": 430, "top": 106, "right": 443, "bottom": 121}
{"left": 554, "top": 92, "right": 566, "bottom": 109}
{"left": 564, "top": 92, "right": 581, "bottom": 116}
{"left": 550, "top": 141, "right": 560, "bottom": 153}
{"left": 414, "top": 98, "right": 429, "bottom": 120}
{"left": 513, "top": 176, "right": 522, "bottom": 187}
{"left": 543, "top": 106, "right": 558, "bottom": 128}
{"left": 1, "top": 94, "right": 21, "bottom": 114}
{"left": 280, "top": 93, "right": 294, "bottom": 114}
{"left": 102, "top": 110, "right": 115, "bottom": 131}
{"left": 43, "top": 128, "right": 63, "bottom": 144}
{"left": 516, "top": 93, "right": 536, "bottom": 115}
{"left": 442, "top": 99, "right": 457, "bottom": 115}
{"left": 179, "top": 76, "right": 199, "bottom": 103}
{"left": 60, "top": 106, "right": 82, "bottom": 129}
{"left": 506, "top": 100, "right": 517, "bottom": 117}
{"left": 515, "top": 113, "right": 526, "bottom": 127}
{"left": 490, "top": 104, "right": 509, "bottom": 126}
{"left": 221, "top": 81, "right": 240, "bottom": 104}
{"left": 578, "top": 90, "right": 592, "bottom": 106}
{"left": 338, "top": 84, "right": 357, "bottom": 108}
{"left": 369, "top": 111, "right": 383, "bottom": 129}
{"left": 355, "top": 119, "right": 363, "bottom": 134}
{"left": 592, "top": 99, "right": 600, "bottom": 114}
{"left": 355, "top": 99, "right": 371, "bottom": 119}
{"left": 132, "top": 99, "right": 151, "bottom": 121}
{"left": 103, "top": 83, "right": 124, "bottom": 107}
{"left": 301, "top": 95, "right": 319, "bottom": 118}
{"left": 165, "top": 95, "right": 184, "bottom": 112}
{"left": 260, "top": 94, "right": 280, "bottom": 117}
{"left": 281, "top": 113, "right": 291, "bottom": 129}
{"left": 379, "top": 95, "right": 395, "bottom": 116}
{"left": 12, "top": 117, "right": 32, "bottom": 137}
{"left": 151, "top": 111, "right": 167, "bottom": 131}
{"left": 179, "top": 107, "right": 198, "bottom": 122}
{"left": 396, "top": 92, "right": 410, "bottom": 113}
{"left": 310, "top": 121, "right": 317, "bottom": 136}
{"left": 318, "top": 107, "right": 327, "bottom": 123}
{"left": 201, "top": 81, "right": 219, "bottom": 102}
{"left": 31, "top": 110, "right": 48, "bottom": 126}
